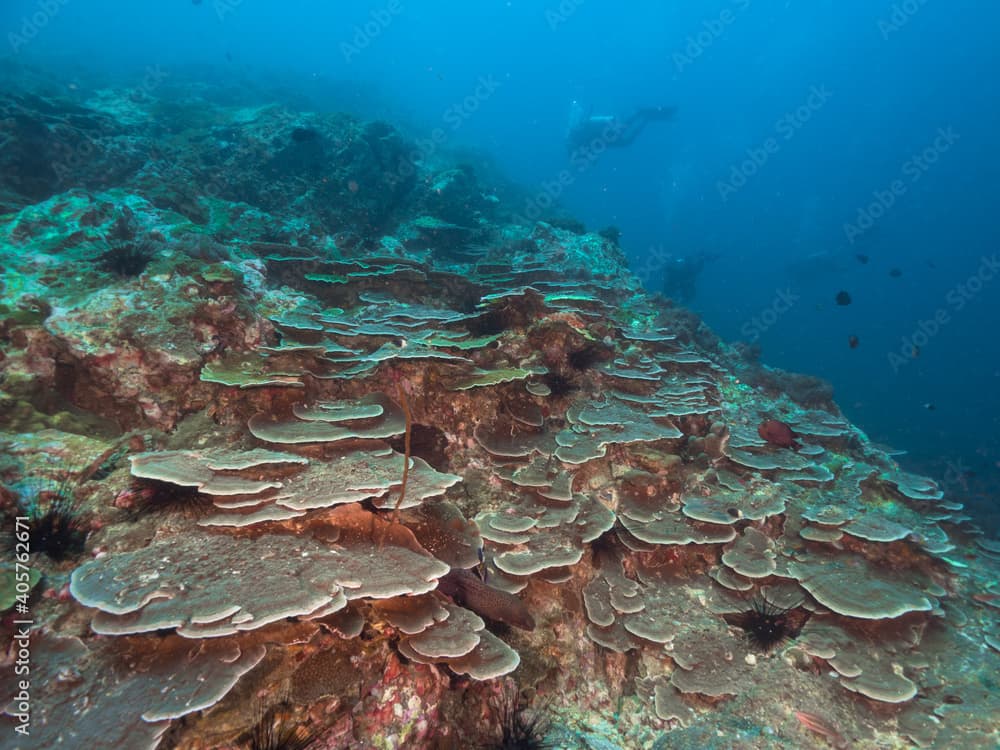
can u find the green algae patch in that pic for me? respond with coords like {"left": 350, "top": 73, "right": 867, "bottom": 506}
{"left": 0, "top": 399, "right": 95, "bottom": 434}
{"left": 862, "top": 492, "right": 898, "bottom": 511}
{"left": 0, "top": 302, "right": 49, "bottom": 327}
{"left": 543, "top": 291, "right": 603, "bottom": 305}
{"left": 449, "top": 365, "right": 546, "bottom": 390}
{"left": 198, "top": 263, "right": 241, "bottom": 284}
{"left": 0, "top": 563, "right": 41, "bottom": 612}
{"left": 822, "top": 453, "right": 851, "bottom": 474}
{"left": 304, "top": 272, "right": 350, "bottom": 284}
{"left": 200, "top": 356, "right": 304, "bottom": 389}
{"left": 423, "top": 333, "right": 501, "bottom": 351}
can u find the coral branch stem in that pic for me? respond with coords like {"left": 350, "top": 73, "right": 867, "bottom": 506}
{"left": 378, "top": 379, "right": 412, "bottom": 548}
{"left": 392, "top": 381, "right": 412, "bottom": 524}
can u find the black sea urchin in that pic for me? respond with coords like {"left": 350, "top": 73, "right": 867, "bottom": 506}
{"left": 540, "top": 372, "right": 578, "bottom": 398}
{"left": 567, "top": 342, "right": 610, "bottom": 371}
{"left": 97, "top": 238, "right": 157, "bottom": 278}
{"left": 726, "top": 593, "right": 809, "bottom": 653}
{"left": 483, "top": 686, "right": 554, "bottom": 750}
{"left": 243, "top": 704, "right": 319, "bottom": 750}
{"left": 136, "top": 480, "right": 213, "bottom": 517}
{"left": 15, "top": 479, "right": 89, "bottom": 562}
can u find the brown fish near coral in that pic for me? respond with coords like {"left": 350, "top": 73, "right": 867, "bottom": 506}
{"left": 758, "top": 419, "right": 801, "bottom": 450}
{"left": 437, "top": 568, "right": 536, "bottom": 631}
{"left": 794, "top": 710, "right": 848, "bottom": 749}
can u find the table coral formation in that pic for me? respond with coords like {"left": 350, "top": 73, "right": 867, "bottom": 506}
{"left": 0, "top": 67, "right": 998, "bottom": 750}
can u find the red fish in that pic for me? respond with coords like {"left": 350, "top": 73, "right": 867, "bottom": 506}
{"left": 795, "top": 711, "right": 848, "bottom": 749}
{"left": 758, "top": 419, "right": 801, "bottom": 450}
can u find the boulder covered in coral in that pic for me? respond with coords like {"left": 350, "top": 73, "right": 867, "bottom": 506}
{"left": 0, "top": 64, "right": 997, "bottom": 750}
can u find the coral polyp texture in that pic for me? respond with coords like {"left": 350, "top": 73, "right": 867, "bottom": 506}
{"left": 0, "top": 68, "right": 997, "bottom": 750}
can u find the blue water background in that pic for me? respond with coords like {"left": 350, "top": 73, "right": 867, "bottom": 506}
{"left": 2, "top": 0, "right": 997, "bottom": 529}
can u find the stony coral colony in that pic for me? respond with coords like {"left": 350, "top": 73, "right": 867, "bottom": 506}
{"left": 0, "top": 69, "right": 997, "bottom": 750}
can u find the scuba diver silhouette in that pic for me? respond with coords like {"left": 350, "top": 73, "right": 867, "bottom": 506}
{"left": 566, "top": 100, "right": 676, "bottom": 159}
{"left": 661, "top": 250, "right": 719, "bottom": 302}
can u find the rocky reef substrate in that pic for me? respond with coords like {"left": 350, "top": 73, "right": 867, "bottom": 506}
{"left": 0, "top": 64, "right": 998, "bottom": 749}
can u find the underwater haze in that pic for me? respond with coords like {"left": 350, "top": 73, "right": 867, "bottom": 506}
{"left": 5, "top": 0, "right": 993, "bottom": 529}
{"left": 4, "top": 1, "right": 1000, "bottom": 749}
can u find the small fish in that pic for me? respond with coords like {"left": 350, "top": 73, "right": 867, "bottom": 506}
{"left": 835, "top": 290, "right": 852, "bottom": 306}
{"left": 758, "top": 419, "right": 802, "bottom": 450}
{"left": 924, "top": 402, "right": 936, "bottom": 411}
{"left": 912, "top": 345, "right": 920, "bottom": 358}
{"left": 855, "top": 253, "right": 869, "bottom": 264}
{"left": 437, "top": 569, "right": 535, "bottom": 630}
{"left": 848, "top": 335, "right": 859, "bottom": 349}
{"left": 889, "top": 267, "right": 903, "bottom": 278}
{"left": 476, "top": 543, "right": 488, "bottom": 582}
{"left": 794, "top": 711, "right": 848, "bottom": 749}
